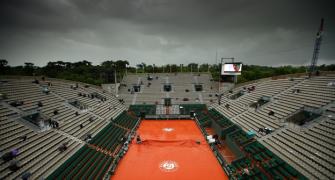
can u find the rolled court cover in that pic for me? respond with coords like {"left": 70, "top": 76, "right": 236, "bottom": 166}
{"left": 112, "top": 120, "right": 228, "bottom": 180}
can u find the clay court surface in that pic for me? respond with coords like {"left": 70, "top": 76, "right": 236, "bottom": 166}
{"left": 112, "top": 120, "right": 228, "bottom": 180}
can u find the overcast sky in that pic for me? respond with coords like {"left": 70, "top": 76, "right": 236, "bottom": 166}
{"left": 1, "top": 0, "right": 334, "bottom": 67}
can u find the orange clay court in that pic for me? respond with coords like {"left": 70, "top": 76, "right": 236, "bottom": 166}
{"left": 112, "top": 120, "right": 228, "bottom": 180}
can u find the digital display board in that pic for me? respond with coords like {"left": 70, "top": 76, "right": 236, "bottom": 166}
{"left": 221, "top": 63, "right": 242, "bottom": 75}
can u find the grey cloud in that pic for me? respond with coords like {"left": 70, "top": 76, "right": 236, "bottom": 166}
{"left": 0, "top": 0, "right": 334, "bottom": 67}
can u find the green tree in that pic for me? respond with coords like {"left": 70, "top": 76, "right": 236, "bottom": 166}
{"left": 0, "top": 59, "right": 8, "bottom": 75}
{"left": 24, "top": 62, "right": 35, "bottom": 75}
{"left": 0, "top": 59, "right": 8, "bottom": 67}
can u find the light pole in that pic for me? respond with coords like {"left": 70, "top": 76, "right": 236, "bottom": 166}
{"left": 113, "top": 64, "right": 118, "bottom": 96}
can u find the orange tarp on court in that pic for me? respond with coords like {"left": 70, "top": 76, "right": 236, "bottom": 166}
{"left": 112, "top": 120, "right": 229, "bottom": 180}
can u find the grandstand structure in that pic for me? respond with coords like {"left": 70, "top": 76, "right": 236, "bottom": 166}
{"left": 0, "top": 72, "right": 334, "bottom": 179}
{"left": 118, "top": 73, "right": 219, "bottom": 105}
{"left": 0, "top": 77, "right": 127, "bottom": 179}
{"left": 211, "top": 73, "right": 335, "bottom": 179}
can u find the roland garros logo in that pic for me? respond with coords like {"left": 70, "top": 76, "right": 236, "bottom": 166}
{"left": 162, "top": 128, "right": 174, "bottom": 132}
{"left": 159, "top": 160, "right": 179, "bottom": 172}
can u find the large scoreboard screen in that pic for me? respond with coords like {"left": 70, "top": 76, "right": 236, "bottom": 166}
{"left": 221, "top": 63, "right": 242, "bottom": 75}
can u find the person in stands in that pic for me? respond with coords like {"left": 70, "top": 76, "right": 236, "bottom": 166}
{"left": 225, "top": 103, "right": 230, "bottom": 109}
{"left": 255, "top": 103, "right": 259, "bottom": 111}
{"left": 20, "top": 135, "right": 27, "bottom": 141}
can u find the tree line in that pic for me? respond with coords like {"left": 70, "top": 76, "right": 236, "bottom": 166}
{"left": 0, "top": 59, "right": 334, "bottom": 85}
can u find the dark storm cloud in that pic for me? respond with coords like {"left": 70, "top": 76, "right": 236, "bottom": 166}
{"left": 0, "top": 0, "right": 334, "bottom": 66}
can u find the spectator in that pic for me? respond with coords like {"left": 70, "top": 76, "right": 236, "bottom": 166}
{"left": 21, "top": 172, "right": 32, "bottom": 180}
{"left": 89, "top": 117, "right": 94, "bottom": 122}
{"left": 20, "top": 135, "right": 27, "bottom": 141}
{"left": 264, "top": 127, "right": 273, "bottom": 134}
{"left": 243, "top": 168, "right": 250, "bottom": 175}
{"left": 58, "top": 143, "right": 68, "bottom": 152}
{"left": 33, "top": 79, "right": 39, "bottom": 84}
{"left": 51, "top": 121, "right": 59, "bottom": 128}
{"left": 9, "top": 160, "right": 20, "bottom": 171}
{"left": 54, "top": 109, "right": 58, "bottom": 115}
{"left": 37, "top": 101, "right": 43, "bottom": 107}
{"left": 2, "top": 149, "right": 19, "bottom": 162}
{"left": 258, "top": 128, "right": 264, "bottom": 133}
